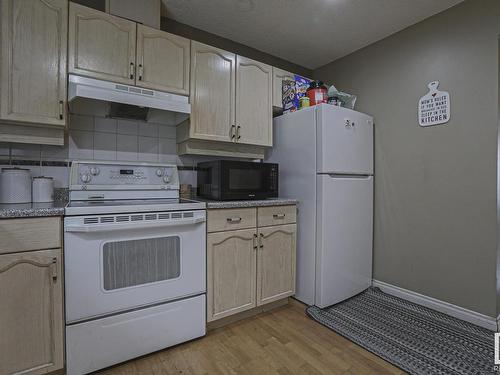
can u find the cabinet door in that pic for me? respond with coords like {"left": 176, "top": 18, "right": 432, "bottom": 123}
{"left": 272, "top": 67, "right": 295, "bottom": 108}
{"left": 257, "top": 224, "right": 296, "bottom": 306}
{"left": 0, "top": 0, "right": 67, "bottom": 126}
{"left": 68, "top": 2, "right": 136, "bottom": 85}
{"left": 207, "top": 228, "right": 257, "bottom": 321}
{"left": 235, "top": 56, "right": 273, "bottom": 146}
{"left": 0, "top": 249, "right": 63, "bottom": 375}
{"left": 136, "top": 24, "right": 190, "bottom": 95}
{"left": 190, "top": 41, "right": 235, "bottom": 143}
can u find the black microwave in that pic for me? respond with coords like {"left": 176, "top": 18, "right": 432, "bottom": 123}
{"left": 197, "top": 161, "right": 278, "bottom": 201}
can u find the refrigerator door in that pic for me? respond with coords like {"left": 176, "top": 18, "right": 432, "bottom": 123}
{"left": 316, "top": 104, "right": 373, "bottom": 175}
{"left": 315, "top": 174, "right": 373, "bottom": 308}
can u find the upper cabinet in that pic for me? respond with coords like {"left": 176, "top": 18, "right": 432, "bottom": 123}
{"left": 69, "top": 3, "right": 190, "bottom": 95}
{"left": 136, "top": 24, "right": 190, "bottom": 95}
{"left": 189, "top": 41, "right": 236, "bottom": 143}
{"left": 68, "top": 2, "right": 136, "bottom": 85}
{"left": 0, "top": 0, "right": 67, "bottom": 127}
{"left": 272, "top": 67, "right": 295, "bottom": 109}
{"left": 178, "top": 43, "right": 273, "bottom": 154}
{"left": 236, "top": 56, "right": 272, "bottom": 147}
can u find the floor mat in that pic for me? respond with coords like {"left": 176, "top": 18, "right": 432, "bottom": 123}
{"left": 306, "top": 287, "right": 495, "bottom": 375}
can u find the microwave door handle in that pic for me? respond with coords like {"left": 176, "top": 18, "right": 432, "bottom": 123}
{"left": 65, "top": 217, "right": 206, "bottom": 233}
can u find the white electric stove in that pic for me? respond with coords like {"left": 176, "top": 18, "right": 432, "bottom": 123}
{"left": 64, "top": 161, "right": 206, "bottom": 375}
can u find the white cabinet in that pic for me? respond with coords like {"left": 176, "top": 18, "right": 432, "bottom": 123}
{"left": 188, "top": 41, "right": 236, "bottom": 143}
{"left": 69, "top": 3, "right": 190, "bottom": 94}
{"left": 207, "top": 228, "right": 257, "bottom": 322}
{"left": 0, "top": 0, "right": 67, "bottom": 127}
{"left": 69, "top": 2, "right": 137, "bottom": 85}
{"left": 257, "top": 224, "right": 297, "bottom": 306}
{"left": 136, "top": 24, "right": 190, "bottom": 95}
{"left": 178, "top": 45, "right": 274, "bottom": 155}
{"left": 236, "top": 56, "right": 273, "bottom": 147}
{"left": 0, "top": 217, "right": 63, "bottom": 375}
{"left": 206, "top": 206, "right": 297, "bottom": 322}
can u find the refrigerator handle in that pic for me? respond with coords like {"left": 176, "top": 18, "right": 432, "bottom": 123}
{"left": 323, "top": 173, "right": 372, "bottom": 180}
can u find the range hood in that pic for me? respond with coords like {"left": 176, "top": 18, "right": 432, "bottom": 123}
{"left": 68, "top": 74, "right": 190, "bottom": 120}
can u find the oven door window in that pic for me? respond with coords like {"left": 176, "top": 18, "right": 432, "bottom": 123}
{"left": 102, "top": 236, "right": 180, "bottom": 291}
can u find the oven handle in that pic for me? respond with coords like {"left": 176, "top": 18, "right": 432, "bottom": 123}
{"left": 64, "top": 217, "right": 206, "bottom": 233}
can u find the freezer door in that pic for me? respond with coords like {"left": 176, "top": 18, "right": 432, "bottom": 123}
{"left": 317, "top": 104, "right": 373, "bottom": 175}
{"left": 315, "top": 174, "right": 373, "bottom": 308}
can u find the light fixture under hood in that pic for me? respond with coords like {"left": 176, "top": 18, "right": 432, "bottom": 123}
{"left": 68, "top": 74, "right": 190, "bottom": 121}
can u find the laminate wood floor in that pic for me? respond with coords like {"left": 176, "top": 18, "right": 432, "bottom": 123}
{"left": 97, "top": 299, "right": 406, "bottom": 375}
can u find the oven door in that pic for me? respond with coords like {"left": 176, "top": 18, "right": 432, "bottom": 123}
{"left": 221, "top": 161, "right": 278, "bottom": 200}
{"left": 64, "top": 210, "right": 206, "bottom": 323}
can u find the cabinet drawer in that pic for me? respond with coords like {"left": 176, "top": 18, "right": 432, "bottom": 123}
{"left": 0, "top": 217, "right": 61, "bottom": 254}
{"left": 258, "top": 205, "right": 296, "bottom": 227}
{"left": 207, "top": 208, "right": 256, "bottom": 233}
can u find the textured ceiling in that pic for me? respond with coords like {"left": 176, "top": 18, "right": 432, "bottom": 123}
{"left": 162, "top": 0, "right": 464, "bottom": 69}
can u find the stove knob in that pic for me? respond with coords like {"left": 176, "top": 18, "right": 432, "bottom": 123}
{"left": 90, "top": 167, "right": 100, "bottom": 176}
{"left": 163, "top": 175, "right": 170, "bottom": 183}
{"left": 81, "top": 173, "right": 92, "bottom": 183}
{"left": 156, "top": 169, "right": 163, "bottom": 177}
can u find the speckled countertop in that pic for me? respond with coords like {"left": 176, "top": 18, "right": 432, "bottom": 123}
{"left": 0, "top": 200, "right": 67, "bottom": 219}
{"left": 194, "top": 197, "right": 298, "bottom": 209}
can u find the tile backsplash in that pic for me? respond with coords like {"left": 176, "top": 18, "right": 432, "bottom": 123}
{"left": 68, "top": 114, "right": 179, "bottom": 163}
{"left": 0, "top": 113, "right": 209, "bottom": 188}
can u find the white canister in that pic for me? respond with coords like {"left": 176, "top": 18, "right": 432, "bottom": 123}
{"left": 0, "top": 167, "right": 32, "bottom": 203}
{"left": 32, "top": 176, "right": 54, "bottom": 203}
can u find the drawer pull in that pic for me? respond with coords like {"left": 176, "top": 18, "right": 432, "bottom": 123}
{"left": 227, "top": 217, "right": 242, "bottom": 223}
{"left": 259, "top": 233, "right": 264, "bottom": 248}
{"left": 253, "top": 233, "right": 258, "bottom": 250}
{"left": 273, "top": 213, "right": 286, "bottom": 219}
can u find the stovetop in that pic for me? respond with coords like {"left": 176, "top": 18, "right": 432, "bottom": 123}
{"left": 65, "top": 198, "right": 206, "bottom": 216}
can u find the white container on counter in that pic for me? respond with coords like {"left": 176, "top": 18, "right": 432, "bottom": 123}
{"left": 0, "top": 167, "right": 32, "bottom": 204}
{"left": 32, "top": 176, "right": 54, "bottom": 203}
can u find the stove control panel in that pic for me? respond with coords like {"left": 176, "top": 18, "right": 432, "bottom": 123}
{"left": 69, "top": 161, "right": 180, "bottom": 190}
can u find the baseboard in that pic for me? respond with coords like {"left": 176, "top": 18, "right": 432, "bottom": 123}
{"left": 372, "top": 280, "right": 498, "bottom": 331}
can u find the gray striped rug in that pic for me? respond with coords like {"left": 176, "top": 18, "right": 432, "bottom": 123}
{"left": 306, "top": 287, "right": 495, "bottom": 375}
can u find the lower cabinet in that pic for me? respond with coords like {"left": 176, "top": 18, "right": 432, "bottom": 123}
{"left": 0, "top": 248, "right": 64, "bottom": 375}
{"left": 257, "top": 224, "right": 296, "bottom": 306}
{"left": 206, "top": 206, "right": 297, "bottom": 322}
{"left": 207, "top": 228, "right": 257, "bottom": 322}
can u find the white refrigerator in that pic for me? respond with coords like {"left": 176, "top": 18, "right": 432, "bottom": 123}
{"left": 267, "top": 104, "right": 374, "bottom": 308}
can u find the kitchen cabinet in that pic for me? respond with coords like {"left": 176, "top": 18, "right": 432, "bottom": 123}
{"left": 188, "top": 41, "right": 236, "bottom": 143}
{"left": 207, "top": 228, "right": 257, "bottom": 322}
{"left": 178, "top": 43, "right": 274, "bottom": 155}
{"left": 236, "top": 56, "right": 273, "bottom": 146}
{"left": 206, "top": 205, "right": 297, "bottom": 322}
{"left": 0, "top": 0, "right": 67, "bottom": 128}
{"left": 0, "top": 217, "right": 64, "bottom": 375}
{"left": 272, "top": 67, "right": 295, "bottom": 109}
{"left": 136, "top": 24, "right": 190, "bottom": 95}
{"left": 69, "top": 3, "right": 191, "bottom": 95}
{"left": 69, "top": 2, "right": 137, "bottom": 85}
{"left": 257, "top": 224, "right": 296, "bottom": 306}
